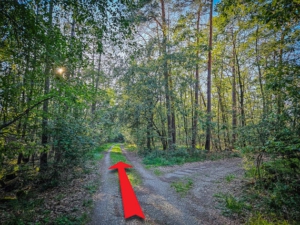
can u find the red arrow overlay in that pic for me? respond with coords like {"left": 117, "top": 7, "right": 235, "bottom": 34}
{"left": 109, "top": 162, "right": 145, "bottom": 219}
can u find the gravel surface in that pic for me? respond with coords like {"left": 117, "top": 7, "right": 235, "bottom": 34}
{"left": 90, "top": 146, "right": 244, "bottom": 225}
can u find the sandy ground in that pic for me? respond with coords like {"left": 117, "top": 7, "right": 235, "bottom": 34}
{"left": 90, "top": 146, "right": 245, "bottom": 225}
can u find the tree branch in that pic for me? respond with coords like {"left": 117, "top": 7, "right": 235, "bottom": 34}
{"left": 0, "top": 96, "right": 53, "bottom": 131}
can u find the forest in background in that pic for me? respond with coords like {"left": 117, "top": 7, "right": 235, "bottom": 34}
{"left": 0, "top": 0, "right": 299, "bottom": 223}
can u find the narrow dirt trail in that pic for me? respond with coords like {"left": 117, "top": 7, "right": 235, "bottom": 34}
{"left": 90, "top": 146, "right": 125, "bottom": 225}
{"left": 90, "top": 146, "right": 243, "bottom": 225}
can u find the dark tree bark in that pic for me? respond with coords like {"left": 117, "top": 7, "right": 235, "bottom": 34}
{"left": 205, "top": 0, "right": 213, "bottom": 151}
{"left": 236, "top": 52, "right": 245, "bottom": 128}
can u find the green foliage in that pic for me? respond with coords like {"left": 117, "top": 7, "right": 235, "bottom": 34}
{"left": 82, "top": 199, "right": 93, "bottom": 208}
{"left": 214, "top": 193, "right": 251, "bottom": 217}
{"left": 239, "top": 112, "right": 300, "bottom": 221}
{"left": 51, "top": 117, "right": 96, "bottom": 166}
{"left": 124, "top": 143, "right": 138, "bottom": 152}
{"left": 86, "top": 143, "right": 114, "bottom": 161}
{"left": 171, "top": 178, "right": 193, "bottom": 197}
{"left": 1, "top": 196, "right": 45, "bottom": 225}
{"left": 54, "top": 214, "right": 88, "bottom": 225}
{"left": 246, "top": 213, "right": 289, "bottom": 225}
{"left": 84, "top": 182, "right": 98, "bottom": 194}
{"left": 142, "top": 148, "right": 240, "bottom": 166}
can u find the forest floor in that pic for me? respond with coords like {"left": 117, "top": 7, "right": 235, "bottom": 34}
{"left": 90, "top": 145, "right": 245, "bottom": 225}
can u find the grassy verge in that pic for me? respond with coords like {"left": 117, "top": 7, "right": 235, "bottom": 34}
{"left": 124, "top": 143, "right": 138, "bottom": 152}
{"left": 142, "top": 148, "right": 240, "bottom": 167}
{"left": 214, "top": 189, "right": 295, "bottom": 224}
{"left": 110, "top": 144, "right": 141, "bottom": 186}
{"left": 86, "top": 143, "right": 115, "bottom": 161}
{"left": 214, "top": 192, "right": 251, "bottom": 218}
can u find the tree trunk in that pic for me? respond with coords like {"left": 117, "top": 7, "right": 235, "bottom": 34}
{"left": 236, "top": 52, "right": 245, "bottom": 128}
{"left": 92, "top": 53, "right": 101, "bottom": 114}
{"left": 232, "top": 30, "right": 237, "bottom": 147}
{"left": 192, "top": 5, "right": 202, "bottom": 150}
{"left": 255, "top": 26, "right": 266, "bottom": 116}
{"left": 205, "top": 0, "right": 213, "bottom": 151}
{"left": 160, "top": 0, "right": 173, "bottom": 150}
{"left": 40, "top": 0, "right": 54, "bottom": 171}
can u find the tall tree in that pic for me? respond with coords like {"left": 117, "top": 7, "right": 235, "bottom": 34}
{"left": 231, "top": 29, "right": 237, "bottom": 147}
{"left": 160, "top": 0, "right": 174, "bottom": 150}
{"left": 191, "top": 2, "right": 203, "bottom": 150}
{"left": 40, "top": 0, "right": 54, "bottom": 171}
{"left": 205, "top": 0, "right": 213, "bottom": 151}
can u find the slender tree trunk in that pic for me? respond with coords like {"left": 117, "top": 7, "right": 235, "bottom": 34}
{"left": 192, "top": 5, "right": 202, "bottom": 150}
{"left": 277, "top": 31, "right": 284, "bottom": 115}
{"left": 40, "top": 0, "right": 53, "bottom": 171}
{"left": 160, "top": 0, "right": 173, "bottom": 150}
{"left": 232, "top": 30, "right": 237, "bottom": 147}
{"left": 205, "top": 0, "right": 213, "bottom": 151}
{"left": 17, "top": 44, "right": 31, "bottom": 164}
{"left": 169, "top": 71, "right": 176, "bottom": 146}
{"left": 255, "top": 26, "right": 266, "bottom": 115}
{"left": 236, "top": 52, "right": 245, "bottom": 128}
{"left": 92, "top": 53, "right": 101, "bottom": 114}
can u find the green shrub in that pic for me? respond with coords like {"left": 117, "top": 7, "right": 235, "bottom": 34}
{"left": 214, "top": 193, "right": 251, "bottom": 217}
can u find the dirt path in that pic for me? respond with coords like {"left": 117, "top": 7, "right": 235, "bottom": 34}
{"left": 90, "top": 146, "right": 125, "bottom": 225}
{"left": 90, "top": 146, "right": 244, "bottom": 225}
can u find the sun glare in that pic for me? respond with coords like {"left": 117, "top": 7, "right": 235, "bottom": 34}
{"left": 57, "top": 68, "right": 64, "bottom": 74}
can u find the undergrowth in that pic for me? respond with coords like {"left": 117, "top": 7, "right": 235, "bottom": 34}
{"left": 0, "top": 143, "right": 113, "bottom": 225}
{"left": 171, "top": 178, "right": 193, "bottom": 197}
{"left": 214, "top": 192, "right": 251, "bottom": 217}
{"left": 86, "top": 143, "right": 114, "bottom": 161}
{"left": 142, "top": 148, "right": 240, "bottom": 167}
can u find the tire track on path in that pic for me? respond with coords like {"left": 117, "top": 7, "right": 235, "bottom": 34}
{"left": 90, "top": 145, "right": 240, "bottom": 224}
{"left": 122, "top": 146, "right": 203, "bottom": 225}
{"left": 90, "top": 145, "right": 124, "bottom": 225}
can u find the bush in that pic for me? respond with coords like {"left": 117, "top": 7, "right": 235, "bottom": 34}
{"left": 239, "top": 113, "right": 300, "bottom": 222}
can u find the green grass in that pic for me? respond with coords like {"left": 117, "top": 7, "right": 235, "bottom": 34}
{"left": 2, "top": 196, "right": 45, "bottom": 225}
{"left": 110, "top": 145, "right": 128, "bottom": 165}
{"left": 214, "top": 192, "right": 251, "bottom": 217}
{"left": 142, "top": 148, "right": 240, "bottom": 167}
{"left": 110, "top": 145, "right": 142, "bottom": 186}
{"left": 246, "top": 214, "right": 290, "bottom": 225}
{"left": 225, "top": 174, "right": 235, "bottom": 182}
{"left": 87, "top": 143, "right": 114, "bottom": 161}
{"left": 53, "top": 213, "right": 88, "bottom": 225}
{"left": 84, "top": 181, "right": 99, "bottom": 194}
{"left": 153, "top": 168, "right": 162, "bottom": 176}
{"left": 171, "top": 178, "right": 193, "bottom": 197}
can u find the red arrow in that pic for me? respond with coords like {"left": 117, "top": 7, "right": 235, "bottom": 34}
{"left": 109, "top": 162, "right": 145, "bottom": 219}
